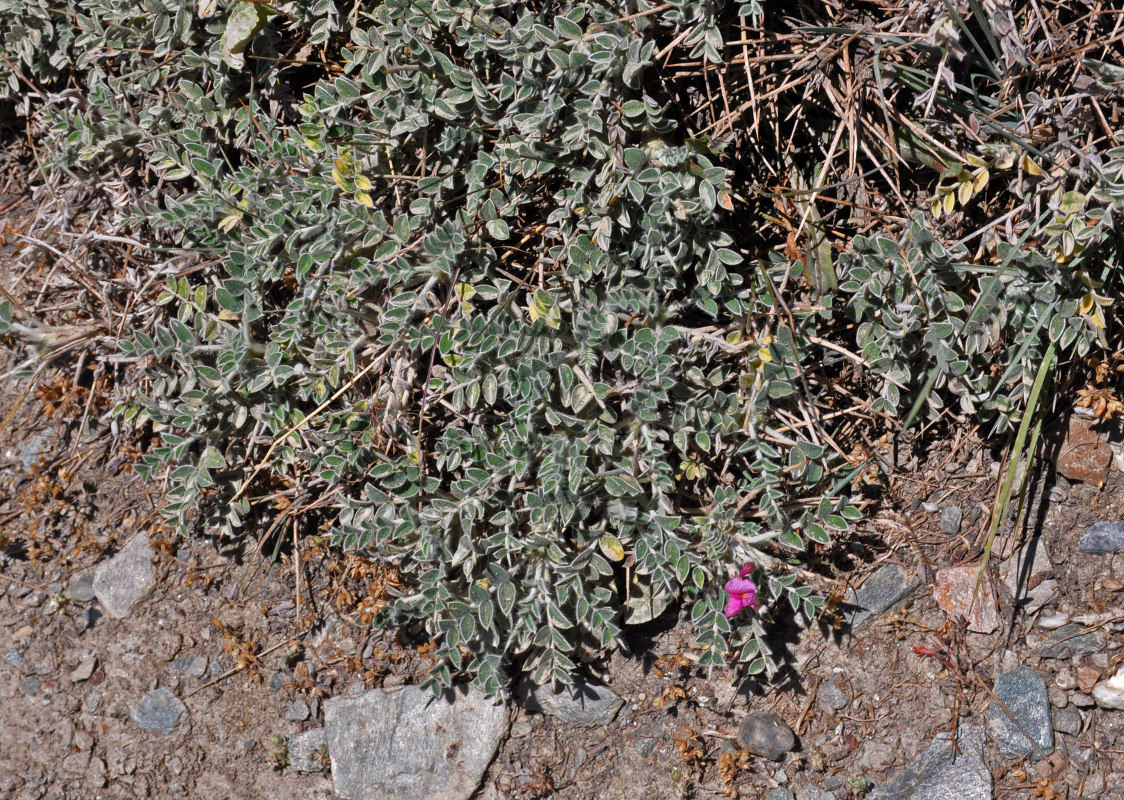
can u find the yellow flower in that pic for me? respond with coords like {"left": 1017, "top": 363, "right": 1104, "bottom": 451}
{"left": 749, "top": 336, "right": 774, "bottom": 372}
{"left": 1078, "top": 290, "right": 1112, "bottom": 329}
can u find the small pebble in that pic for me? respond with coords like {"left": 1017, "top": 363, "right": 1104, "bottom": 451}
{"left": 92, "top": 534, "right": 156, "bottom": 619}
{"left": 1053, "top": 707, "right": 1083, "bottom": 736}
{"left": 20, "top": 592, "right": 45, "bottom": 607}
{"left": 765, "top": 790, "right": 794, "bottom": 800}
{"left": 1037, "top": 612, "right": 1070, "bottom": 630}
{"left": 19, "top": 677, "right": 40, "bottom": 695}
{"left": 1076, "top": 521, "right": 1124, "bottom": 554}
{"left": 736, "top": 713, "right": 796, "bottom": 761}
{"left": 130, "top": 688, "right": 187, "bottom": 734}
{"left": 1092, "top": 666, "right": 1124, "bottom": 710}
{"left": 69, "top": 657, "right": 97, "bottom": 683}
{"left": 171, "top": 654, "right": 208, "bottom": 679}
{"left": 939, "top": 505, "right": 963, "bottom": 535}
{"left": 1048, "top": 686, "right": 1068, "bottom": 708}
{"left": 3, "top": 649, "right": 22, "bottom": 667}
{"left": 284, "top": 699, "right": 310, "bottom": 722}
{"left": 1039, "top": 624, "right": 1102, "bottom": 659}
{"left": 818, "top": 684, "right": 849, "bottom": 712}
{"left": 1071, "top": 693, "right": 1095, "bottom": 708}
{"left": 1077, "top": 665, "right": 1102, "bottom": 694}
{"left": 1056, "top": 667, "right": 1077, "bottom": 690}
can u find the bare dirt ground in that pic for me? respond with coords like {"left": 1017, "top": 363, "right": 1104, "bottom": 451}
{"left": 2, "top": 141, "right": 1124, "bottom": 800}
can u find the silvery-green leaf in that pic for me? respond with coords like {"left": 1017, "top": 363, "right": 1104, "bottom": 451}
{"left": 221, "top": 2, "right": 269, "bottom": 70}
{"left": 625, "top": 577, "right": 673, "bottom": 624}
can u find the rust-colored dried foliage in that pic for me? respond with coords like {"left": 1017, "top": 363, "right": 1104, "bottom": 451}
{"left": 717, "top": 750, "right": 753, "bottom": 798}
{"left": 1075, "top": 384, "right": 1124, "bottom": 421}
{"left": 214, "top": 618, "right": 263, "bottom": 682}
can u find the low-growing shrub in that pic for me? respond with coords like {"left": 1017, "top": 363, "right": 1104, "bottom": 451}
{"left": 4, "top": 0, "right": 1123, "bottom": 694}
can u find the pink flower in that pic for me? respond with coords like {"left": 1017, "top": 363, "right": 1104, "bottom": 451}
{"left": 723, "top": 563, "right": 758, "bottom": 618}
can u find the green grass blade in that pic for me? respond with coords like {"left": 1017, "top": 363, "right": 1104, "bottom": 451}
{"left": 972, "top": 341, "right": 1056, "bottom": 611}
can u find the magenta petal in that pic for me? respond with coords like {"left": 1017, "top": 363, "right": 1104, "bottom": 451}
{"left": 723, "top": 576, "right": 758, "bottom": 617}
{"left": 724, "top": 577, "right": 755, "bottom": 595}
{"left": 739, "top": 562, "right": 756, "bottom": 579}
{"left": 724, "top": 594, "right": 748, "bottom": 618}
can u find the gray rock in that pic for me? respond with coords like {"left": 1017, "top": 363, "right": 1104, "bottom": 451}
{"left": 65, "top": 573, "right": 96, "bottom": 602}
{"left": 1071, "top": 692, "right": 1095, "bottom": 708}
{"left": 940, "top": 506, "right": 963, "bottom": 535}
{"left": 19, "top": 431, "right": 51, "bottom": 469}
{"left": 171, "top": 654, "right": 208, "bottom": 679}
{"left": 806, "top": 788, "right": 836, "bottom": 800}
{"left": 69, "top": 656, "right": 97, "bottom": 683}
{"left": 818, "top": 683, "right": 849, "bottom": 711}
{"left": 285, "top": 699, "right": 310, "bottom": 721}
{"left": 1083, "top": 770, "right": 1106, "bottom": 796}
{"left": 824, "top": 774, "right": 844, "bottom": 791}
{"left": 130, "top": 688, "right": 187, "bottom": 734}
{"left": 324, "top": 685, "right": 510, "bottom": 800}
{"left": 1055, "top": 667, "right": 1077, "bottom": 690}
{"left": 988, "top": 666, "right": 1053, "bottom": 759}
{"left": 288, "top": 728, "right": 329, "bottom": 773}
{"left": 3, "top": 648, "right": 22, "bottom": 666}
{"left": 1048, "top": 685, "right": 1068, "bottom": 708}
{"left": 92, "top": 535, "right": 156, "bottom": 619}
{"left": 1076, "top": 521, "right": 1124, "bottom": 554}
{"left": 1039, "top": 624, "right": 1103, "bottom": 659}
{"left": 736, "top": 712, "right": 796, "bottom": 761}
{"left": 517, "top": 677, "right": 623, "bottom": 726}
{"left": 848, "top": 564, "right": 921, "bottom": 628}
{"left": 765, "top": 789, "right": 794, "bottom": 800}
{"left": 871, "top": 725, "right": 990, "bottom": 800}
{"left": 1052, "top": 707, "right": 1083, "bottom": 736}
{"left": 19, "top": 677, "right": 40, "bottom": 695}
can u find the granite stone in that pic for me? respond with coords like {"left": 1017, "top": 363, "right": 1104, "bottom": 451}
{"left": 988, "top": 666, "right": 1053, "bottom": 759}
{"left": 324, "top": 685, "right": 510, "bottom": 800}
{"left": 871, "top": 725, "right": 991, "bottom": 800}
